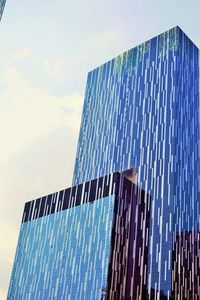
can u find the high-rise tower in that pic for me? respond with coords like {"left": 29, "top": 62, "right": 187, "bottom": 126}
{"left": 73, "top": 26, "right": 200, "bottom": 298}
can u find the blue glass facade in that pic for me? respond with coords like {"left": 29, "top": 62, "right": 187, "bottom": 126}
{"left": 0, "top": 0, "right": 6, "bottom": 20}
{"left": 8, "top": 193, "right": 115, "bottom": 299}
{"left": 73, "top": 27, "right": 200, "bottom": 298}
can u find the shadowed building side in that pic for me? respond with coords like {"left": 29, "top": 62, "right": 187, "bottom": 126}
{"left": 172, "top": 231, "right": 200, "bottom": 299}
{"left": 107, "top": 173, "right": 151, "bottom": 300}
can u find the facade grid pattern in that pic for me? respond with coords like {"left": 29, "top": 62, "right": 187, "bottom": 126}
{"left": 73, "top": 27, "right": 200, "bottom": 298}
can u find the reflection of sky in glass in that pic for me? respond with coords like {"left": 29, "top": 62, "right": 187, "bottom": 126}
{"left": 8, "top": 195, "right": 115, "bottom": 300}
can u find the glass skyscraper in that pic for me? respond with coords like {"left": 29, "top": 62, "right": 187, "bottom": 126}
{"left": 73, "top": 26, "right": 200, "bottom": 298}
{"left": 8, "top": 26, "right": 200, "bottom": 299}
{"left": 0, "top": 0, "right": 6, "bottom": 20}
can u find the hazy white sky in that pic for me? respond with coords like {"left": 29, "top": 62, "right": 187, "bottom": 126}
{"left": 0, "top": 0, "right": 199, "bottom": 298}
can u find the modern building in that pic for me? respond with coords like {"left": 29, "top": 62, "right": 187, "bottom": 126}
{"left": 0, "top": 0, "right": 6, "bottom": 20}
{"left": 8, "top": 26, "right": 200, "bottom": 299}
{"left": 73, "top": 26, "right": 200, "bottom": 298}
{"left": 8, "top": 169, "right": 150, "bottom": 299}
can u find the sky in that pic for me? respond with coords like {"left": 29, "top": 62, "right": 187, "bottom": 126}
{"left": 0, "top": 0, "right": 200, "bottom": 298}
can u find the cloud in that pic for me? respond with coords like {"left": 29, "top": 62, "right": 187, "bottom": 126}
{"left": 82, "top": 31, "right": 119, "bottom": 61}
{"left": 0, "top": 64, "right": 83, "bottom": 164}
{"left": 0, "top": 64, "right": 83, "bottom": 298}
{"left": 13, "top": 47, "right": 32, "bottom": 61}
{"left": 85, "top": 31, "right": 118, "bottom": 49}
{"left": 42, "top": 58, "right": 64, "bottom": 79}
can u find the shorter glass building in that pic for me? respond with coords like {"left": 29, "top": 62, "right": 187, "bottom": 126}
{"left": 8, "top": 169, "right": 150, "bottom": 300}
